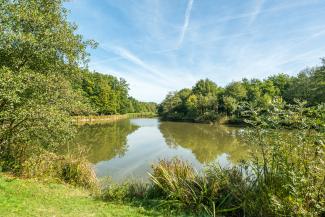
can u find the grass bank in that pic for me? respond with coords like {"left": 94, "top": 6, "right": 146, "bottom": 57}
{"left": 73, "top": 112, "right": 157, "bottom": 125}
{"left": 0, "top": 174, "right": 171, "bottom": 217}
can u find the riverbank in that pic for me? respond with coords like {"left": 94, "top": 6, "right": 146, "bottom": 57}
{"left": 73, "top": 112, "right": 157, "bottom": 125}
{"left": 0, "top": 174, "right": 171, "bottom": 217}
{"left": 159, "top": 115, "right": 246, "bottom": 126}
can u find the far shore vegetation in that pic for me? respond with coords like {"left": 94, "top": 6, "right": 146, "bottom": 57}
{"left": 73, "top": 112, "right": 157, "bottom": 124}
{"left": 0, "top": 0, "right": 324, "bottom": 216}
{"left": 158, "top": 64, "right": 325, "bottom": 126}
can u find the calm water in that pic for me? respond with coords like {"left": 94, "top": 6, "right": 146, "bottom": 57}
{"left": 74, "top": 118, "right": 249, "bottom": 182}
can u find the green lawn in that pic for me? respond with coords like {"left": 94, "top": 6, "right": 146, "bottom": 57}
{"left": 0, "top": 175, "right": 165, "bottom": 217}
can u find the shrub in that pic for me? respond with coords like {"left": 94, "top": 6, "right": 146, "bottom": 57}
{"left": 149, "top": 159, "right": 245, "bottom": 216}
{"left": 22, "top": 151, "right": 98, "bottom": 191}
{"left": 101, "top": 181, "right": 131, "bottom": 201}
{"left": 240, "top": 100, "right": 325, "bottom": 216}
{"left": 241, "top": 127, "right": 325, "bottom": 216}
{"left": 0, "top": 67, "right": 76, "bottom": 173}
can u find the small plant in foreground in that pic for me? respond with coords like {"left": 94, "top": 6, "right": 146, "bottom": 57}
{"left": 22, "top": 150, "right": 98, "bottom": 191}
{"left": 149, "top": 159, "right": 245, "bottom": 216}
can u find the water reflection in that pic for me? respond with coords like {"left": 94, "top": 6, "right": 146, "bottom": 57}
{"left": 159, "top": 122, "right": 248, "bottom": 164}
{"left": 74, "top": 119, "right": 139, "bottom": 163}
{"left": 73, "top": 118, "right": 249, "bottom": 181}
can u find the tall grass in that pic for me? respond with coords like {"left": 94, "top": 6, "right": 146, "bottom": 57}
{"left": 22, "top": 150, "right": 98, "bottom": 191}
{"left": 149, "top": 159, "right": 244, "bottom": 216}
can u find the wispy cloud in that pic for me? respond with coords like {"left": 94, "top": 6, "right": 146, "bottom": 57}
{"left": 105, "top": 45, "right": 183, "bottom": 87}
{"left": 66, "top": 0, "right": 325, "bottom": 102}
{"left": 111, "top": 46, "right": 152, "bottom": 72}
{"left": 248, "top": 0, "right": 264, "bottom": 25}
{"left": 189, "top": 0, "right": 322, "bottom": 31}
{"left": 109, "top": 46, "right": 166, "bottom": 79}
{"left": 177, "top": 0, "right": 194, "bottom": 48}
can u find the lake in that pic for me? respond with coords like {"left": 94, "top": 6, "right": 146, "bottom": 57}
{"left": 74, "top": 118, "right": 249, "bottom": 182}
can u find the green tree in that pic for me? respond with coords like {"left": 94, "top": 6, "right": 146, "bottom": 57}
{"left": 0, "top": 68, "right": 76, "bottom": 171}
{"left": 224, "top": 81, "right": 247, "bottom": 100}
{"left": 0, "top": 0, "right": 96, "bottom": 74}
{"left": 158, "top": 58, "right": 325, "bottom": 124}
{"left": 223, "top": 96, "right": 238, "bottom": 115}
{"left": 0, "top": 0, "right": 92, "bottom": 171}
{"left": 267, "top": 73, "right": 292, "bottom": 97}
{"left": 192, "top": 79, "right": 221, "bottom": 97}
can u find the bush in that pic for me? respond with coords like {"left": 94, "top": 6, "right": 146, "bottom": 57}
{"left": 22, "top": 151, "right": 98, "bottom": 191}
{"left": 0, "top": 67, "right": 76, "bottom": 173}
{"left": 239, "top": 100, "right": 325, "bottom": 216}
{"left": 100, "top": 178, "right": 151, "bottom": 202}
{"left": 149, "top": 159, "right": 244, "bottom": 216}
{"left": 101, "top": 181, "right": 131, "bottom": 201}
{"left": 241, "top": 128, "right": 325, "bottom": 216}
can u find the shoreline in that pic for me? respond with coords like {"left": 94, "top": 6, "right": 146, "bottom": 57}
{"left": 72, "top": 112, "right": 157, "bottom": 124}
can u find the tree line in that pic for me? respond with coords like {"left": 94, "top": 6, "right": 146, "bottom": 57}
{"left": 158, "top": 62, "right": 325, "bottom": 124}
{"left": 73, "top": 70, "right": 157, "bottom": 115}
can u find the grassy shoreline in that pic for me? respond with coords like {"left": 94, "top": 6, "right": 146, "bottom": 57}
{"left": 73, "top": 112, "right": 157, "bottom": 124}
{"left": 0, "top": 174, "right": 173, "bottom": 217}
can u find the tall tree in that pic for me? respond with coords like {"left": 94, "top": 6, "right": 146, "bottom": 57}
{"left": 0, "top": 0, "right": 96, "bottom": 74}
{"left": 0, "top": 0, "right": 93, "bottom": 171}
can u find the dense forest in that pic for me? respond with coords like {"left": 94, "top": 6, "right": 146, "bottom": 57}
{"left": 158, "top": 62, "right": 325, "bottom": 124}
{"left": 72, "top": 70, "right": 157, "bottom": 115}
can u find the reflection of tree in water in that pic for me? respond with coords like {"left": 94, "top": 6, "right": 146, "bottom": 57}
{"left": 74, "top": 120, "right": 139, "bottom": 163}
{"left": 159, "top": 122, "right": 249, "bottom": 164}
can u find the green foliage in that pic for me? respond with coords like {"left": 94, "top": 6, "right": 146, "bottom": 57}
{"left": 159, "top": 60, "right": 325, "bottom": 125}
{"left": 0, "top": 0, "right": 95, "bottom": 73}
{"left": 72, "top": 70, "right": 157, "bottom": 116}
{"left": 100, "top": 180, "right": 150, "bottom": 202}
{"left": 240, "top": 101, "right": 325, "bottom": 216}
{"left": 99, "top": 159, "right": 244, "bottom": 216}
{"left": 128, "top": 97, "right": 157, "bottom": 114}
{"left": 0, "top": 67, "right": 77, "bottom": 172}
{"left": 223, "top": 96, "right": 238, "bottom": 115}
{"left": 148, "top": 159, "right": 244, "bottom": 216}
{"left": 224, "top": 81, "right": 247, "bottom": 100}
{"left": 0, "top": 0, "right": 91, "bottom": 173}
{"left": 78, "top": 71, "right": 130, "bottom": 115}
{"left": 22, "top": 150, "right": 98, "bottom": 191}
{"left": 158, "top": 79, "right": 221, "bottom": 123}
{"left": 284, "top": 63, "right": 325, "bottom": 106}
{"left": 243, "top": 98, "right": 325, "bottom": 131}
{"left": 192, "top": 79, "right": 221, "bottom": 97}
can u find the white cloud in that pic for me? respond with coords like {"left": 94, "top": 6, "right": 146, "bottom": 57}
{"left": 177, "top": 0, "right": 194, "bottom": 48}
{"left": 248, "top": 0, "right": 264, "bottom": 25}
{"left": 67, "top": 0, "right": 325, "bottom": 102}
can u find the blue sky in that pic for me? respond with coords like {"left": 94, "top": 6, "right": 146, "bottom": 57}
{"left": 65, "top": 0, "right": 325, "bottom": 102}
